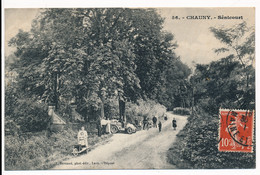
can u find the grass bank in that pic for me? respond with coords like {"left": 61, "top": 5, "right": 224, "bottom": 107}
{"left": 5, "top": 127, "right": 112, "bottom": 170}
{"left": 5, "top": 99, "right": 167, "bottom": 170}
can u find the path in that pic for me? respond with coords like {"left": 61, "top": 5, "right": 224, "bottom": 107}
{"left": 52, "top": 112, "right": 187, "bottom": 169}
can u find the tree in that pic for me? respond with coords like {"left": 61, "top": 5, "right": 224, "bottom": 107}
{"left": 188, "top": 22, "right": 255, "bottom": 113}
{"left": 9, "top": 9, "right": 140, "bottom": 120}
{"left": 8, "top": 8, "right": 190, "bottom": 122}
{"left": 210, "top": 22, "right": 255, "bottom": 109}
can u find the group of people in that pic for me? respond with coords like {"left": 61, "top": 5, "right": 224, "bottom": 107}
{"left": 77, "top": 115, "right": 178, "bottom": 149}
{"left": 143, "top": 115, "right": 177, "bottom": 132}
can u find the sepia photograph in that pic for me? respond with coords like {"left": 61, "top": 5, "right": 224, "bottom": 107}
{"left": 2, "top": 3, "right": 257, "bottom": 173}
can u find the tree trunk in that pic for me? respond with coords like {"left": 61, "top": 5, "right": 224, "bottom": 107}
{"left": 101, "top": 98, "right": 105, "bottom": 119}
{"left": 98, "top": 97, "right": 105, "bottom": 137}
{"left": 53, "top": 72, "right": 59, "bottom": 109}
{"left": 191, "top": 87, "right": 195, "bottom": 116}
{"left": 119, "top": 99, "right": 126, "bottom": 122}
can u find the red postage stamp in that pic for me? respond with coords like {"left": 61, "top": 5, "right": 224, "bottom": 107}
{"left": 218, "top": 109, "right": 254, "bottom": 153}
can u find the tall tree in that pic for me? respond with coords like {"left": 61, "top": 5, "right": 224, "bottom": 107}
{"left": 210, "top": 22, "right": 255, "bottom": 108}
{"left": 9, "top": 8, "right": 189, "bottom": 120}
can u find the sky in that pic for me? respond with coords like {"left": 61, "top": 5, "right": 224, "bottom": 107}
{"left": 4, "top": 8, "right": 255, "bottom": 68}
{"left": 5, "top": 9, "right": 40, "bottom": 55}
{"left": 158, "top": 8, "right": 255, "bottom": 68}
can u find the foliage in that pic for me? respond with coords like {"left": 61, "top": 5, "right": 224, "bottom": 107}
{"left": 173, "top": 107, "right": 190, "bottom": 115}
{"left": 104, "top": 97, "right": 119, "bottom": 119}
{"left": 208, "top": 21, "right": 255, "bottom": 109}
{"left": 167, "top": 109, "right": 255, "bottom": 169}
{"left": 5, "top": 84, "right": 51, "bottom": 133}
{"left": 57, "top": 103, "right": 73, "bottom": 122}
{"left": 5, "top": 128, "right": 112, "bottom": 170}
{"left": 125, "top": 99, "right": 166, "bottom": 124}
{"left": 156, "top": 58, "right": 191, "bottom": 110}
{"left": 5, "top": 9, "right": 188, "bottom": 170}
{"left": 8, "top": 8, "right": 191, "bottom": 121}
{"left": 191, "top": 22, "right": 255, "bottom": 112}
{"left": 167, "top": 22, "right": 255, "bottom": 169}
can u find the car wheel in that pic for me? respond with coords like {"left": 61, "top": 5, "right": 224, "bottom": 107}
{"left": 110, "top": 125, "right": 119, "bottom": 134}
{"left": 72, "top": 148, "right": 78, "bottom": 156}
{"left": 127, "top": 127, "right": 133, "bottom": 134}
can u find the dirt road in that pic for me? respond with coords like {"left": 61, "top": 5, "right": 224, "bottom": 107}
{"left": 52, "top": 112, "right": 187, "bottom": 169}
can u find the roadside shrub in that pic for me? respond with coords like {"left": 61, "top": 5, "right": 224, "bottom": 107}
{"left": 5, "top": 132, "right": 52, "bottom": 170}
{"left": 125, "top": 99, "right": 166, "bottom": 123}
{"left": 5, "top": 98, "right": 51, "bottom": 133}
{"left": 5, "top": 127, "right": 112, "bottom": 170}
{"left": 104, "top": 98, "right": 119, "bottom": 119}
{"left": 167, "top": 108, "right": 255, "bottom": 169}
{"left": 173, "top": 107, "right": 191, "bottom": 115}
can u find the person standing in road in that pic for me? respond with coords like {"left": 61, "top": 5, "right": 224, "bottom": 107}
{"left": 172, "top": 118, "right": 177, "bottom": 130}
{"left": 143, "top": 116, "right": 148, "bottom": 130}
{"left": 164, "top": 114, "right": 168, "bottom": 120}
{"left": 146, "top": 117, "right": 151, "bottom": 130}
{"left": 158, "top": 121, "right": 162, "bottom": 132}
{"left": 152, "top": 115, "right": 157, "bottom": 128}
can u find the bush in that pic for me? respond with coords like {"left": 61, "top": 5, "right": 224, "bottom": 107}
{"left": 167, "top": 108, "right": 255, "bottom": 169}
{"left": 173, "top": 107, "right": 191, "bottom": 115}
{"left": 5, "top": 132, "right": 54, "bottom": 170}
{"left": 125, "top": 99, "right": 167, "bottom": 123}
{"left": 104, "top": 98, "right": 119, "bottom": 119}
{"left": 5, "top": 127, "right": 112, "bottom": 170}
{"left": 5, "top": 97, "right": 51, "bottom": 133}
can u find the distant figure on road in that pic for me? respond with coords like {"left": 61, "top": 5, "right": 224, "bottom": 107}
{"left": 158, "top": 121, "right": 162, "bottom": 132}
{"left": 78, "top": 126, "right": 88, "bottom": 149}
{"left": 143, "top": 116, "right": 148, "bottom": 130}
{"left": 163, "top": 113, "right": 168, "bottom": 120}
{"left": 152, "top": 116, "right": 157, "bottom": 128}
{"left": 172, "top": 118, "right": 177, "bottom": 130}
{"left": 146, "top": 117, "right": 151, "bottom": 130}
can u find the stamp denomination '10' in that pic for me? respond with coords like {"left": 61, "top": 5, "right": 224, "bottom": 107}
{"left": 219, "top": 109, "right": 254, "bottom": 153}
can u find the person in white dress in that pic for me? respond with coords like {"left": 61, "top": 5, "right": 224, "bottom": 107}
{"left": 77, "top": 126, "right": 88, "bottom": 149}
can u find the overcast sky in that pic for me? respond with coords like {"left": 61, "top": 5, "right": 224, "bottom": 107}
{"left": 5, "top": 8, "right": 254, "bottom": 68}
{"left": 158, "top": 8, "right": 254, "bottom": 68}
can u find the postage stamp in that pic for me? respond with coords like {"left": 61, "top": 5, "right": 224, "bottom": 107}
{"left": 219, "top": 109, "right": 254, "bottom": 153}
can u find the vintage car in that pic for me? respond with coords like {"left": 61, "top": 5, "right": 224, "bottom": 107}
{"left": 101, "top": 119, "right": 136, "bottom": 134}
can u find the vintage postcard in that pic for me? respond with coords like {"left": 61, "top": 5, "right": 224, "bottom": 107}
{"left": 3, "top": 4, "right": 257, "bottom": 173}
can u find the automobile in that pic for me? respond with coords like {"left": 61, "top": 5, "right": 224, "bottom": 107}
{"left": 101, "top": 119, "right": 136, "bottom": 134}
